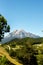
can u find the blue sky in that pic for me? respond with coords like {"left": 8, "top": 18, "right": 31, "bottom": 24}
{"left": 0, "top": 0, "right": 43, "bottom": 37}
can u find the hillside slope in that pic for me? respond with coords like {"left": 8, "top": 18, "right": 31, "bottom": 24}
{"left": 0, "top": 46, "right": 23, "bottom": 65}
{"left": 1, "top": 37, "right": 43, "bottom": 65}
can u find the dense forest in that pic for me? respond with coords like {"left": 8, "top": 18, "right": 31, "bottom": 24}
{"left": 0, "top": 37, "right": 43, "bottom": 65}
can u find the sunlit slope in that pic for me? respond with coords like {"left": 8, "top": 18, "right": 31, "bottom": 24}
{"left": 0, "top": 46, "right": 23, "bottom": 65}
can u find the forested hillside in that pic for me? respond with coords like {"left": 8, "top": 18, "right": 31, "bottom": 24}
{"left": 0, "top": 37, "right": 43, "bottom": 65}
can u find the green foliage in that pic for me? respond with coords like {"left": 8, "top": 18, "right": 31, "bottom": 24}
{"left": 0, "top": 14, "right": 10, "bottom": 41}
{"left": 0, "top": 56, "right": 6, "bottom": 65}
{"left": 2, "top": 37, "right": 39, "bottom": 65}
{"left": 33, "top": 41, "right": 43, "bottom": 65}
{"left": 1, "top": 37, "right": 43, "bottom": 65}
{"left": 0, "top": 55, "right": 14, "bottom": 65}
{"left": 36, "top": 54, "right": 43, "bottom": 65}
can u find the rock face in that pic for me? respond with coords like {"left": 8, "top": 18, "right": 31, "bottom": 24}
{"left": 0, "top": 29, "right": 40, "bottom": 43}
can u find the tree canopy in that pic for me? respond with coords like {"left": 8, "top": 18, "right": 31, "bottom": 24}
{"left": 0, "top": 14, "right": 10, "bottom": 41}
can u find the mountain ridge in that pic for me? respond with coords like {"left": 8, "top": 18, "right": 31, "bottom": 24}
{"left": 0, "top": 29, "right": 40, "bottom": 43}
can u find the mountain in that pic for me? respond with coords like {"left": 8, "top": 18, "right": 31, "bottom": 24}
{"left": 0, "top": 29, "right": 40, "bottom": 43}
